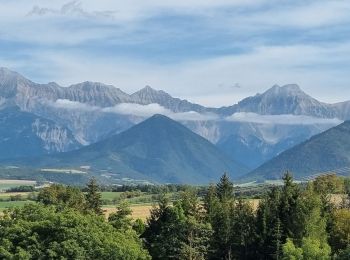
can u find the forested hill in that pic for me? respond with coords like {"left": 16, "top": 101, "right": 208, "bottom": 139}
{"left": 244, "top": 121, "right": 350, "bottom": 181}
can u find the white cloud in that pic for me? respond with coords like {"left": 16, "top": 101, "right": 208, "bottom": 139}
{"left": 226, "top": 112, "right": 343, "bottom": 125}
{"left": 50, "top": 99, "right": 100, "bottom": 111}
{"left": 50, "top": 99, "right": 343, "bottom": 126}
{"left": 50, "top": 100, "right": 218, "bottom": 121}
{"left": 102, "top": 103, "right": 169, "bottom": 117}
{"left": 103, "top": 103, "right": 218, "bottom": 121}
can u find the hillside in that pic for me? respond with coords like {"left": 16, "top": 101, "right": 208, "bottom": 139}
{"left": 244, "top": 121, "right": 350, "bottom": 181}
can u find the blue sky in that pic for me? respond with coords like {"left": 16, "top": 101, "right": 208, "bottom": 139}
{"left": 1, "top": 0, "right": 350, "bottom": 106}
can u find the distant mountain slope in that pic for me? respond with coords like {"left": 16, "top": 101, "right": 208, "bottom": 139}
{"left": 244, "top": 121, "right": 350, "bottom": 181}
{"left": 21, "top": 115, "right": 248, "bottom": 184}
{"left": 0, "top": 107, "right": 81, "bottom": 159}
{"left": 215, "top": 123, "right": 324, "bottom": 169}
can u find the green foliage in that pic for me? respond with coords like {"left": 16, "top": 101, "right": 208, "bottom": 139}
{"left": 300, "top": 237, "right": 331, "bottom": 260}
{"left": 143, "top": 190, "right": 213, "bottom": 260}
{"left": 256, "top": 187, "right": 283, "bottom": 258}
{"left": 133, "top": 218, "right": 146, "bottom": 235}
{"left": 282, "top": 181, "right": 331, "bottom": 260}
{"left": 337, "top": 246, "right": 350, "bottom": 260}
{"left": 179, "top": 216, "right": 212, "bottom": 260}
{"left": 85, "top": 178, "right": 103, "bottom": 215}
{"left": 216, "top": 172, "right": 234, "bottom": 202}
{"left": 313, "top": 174, "right": 345, "bottom": 195}
{"left": 37, "top": 184, "right": 86, "bottom": 211}
{"left": 143, "top": 195, "right": 187, "bottom": 259}
{"left": 108, "top": 201, "right": 133, "bottom": 231}
{"left": 0, "top": 204, "right": 150, "bottom": 259}
{"left": 5, "top": 185, "right": 35, "bottom": 193}
{"left": 1, "top": 174, "right": 349, "bottom": 259}
{"left": 330, "top": 209, "right": 350, "bottom": 254}
{"left": 256, "top": 172, "right": 332, "bottom": 259}
{"left": 204, "top": 174, "right": 258, "bottom": 259}
{"left": 282, "top": 239, "right": 303, "bottom": 260}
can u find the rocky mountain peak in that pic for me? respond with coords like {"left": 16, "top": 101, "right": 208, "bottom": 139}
{"left": 141, "top": 85, "right": 155, "bottom": 92}
{"left": 0, "top": 67, "right": 29, "bottom": 84}
{"left": 235, "top": 84, "right": 336, "bottom": 117}
{"left": 0, "top": 68, "right": 34, "bottom": 98}
{"left": 134, "top": 85, "right": 169, "bottom": 95}
{"left": 263, "top": 84, "right": 305, "bottom": 97}
{"left": 131, "top": 85, "right": 172, "bottom": 104}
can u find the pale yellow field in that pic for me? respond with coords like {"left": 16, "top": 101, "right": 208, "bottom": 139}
{"left": 103, "top": 205, "right": 154, "bottom": 220}
{"left": 103, "top": 200, "right": 261, "bottom": 221}
{"left": 0, "top": 192, "right": 31, "bottom": 197}
{"left": 0, "top": 179, "right": 36, "bottom": 184}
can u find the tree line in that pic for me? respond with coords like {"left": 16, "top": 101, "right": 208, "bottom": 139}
{"left": 0, "top": 174, "right": 350, "bottom": 259}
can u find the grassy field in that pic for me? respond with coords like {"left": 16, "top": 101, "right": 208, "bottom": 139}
{"left": 100, "top": 192, "right": 170, "bottom": 205}
{"left": 0, "top": 192, "right": 34, "bottom": 199}
{"left": 0, "top": 200, "right": 33, "bottom": 209}
{"left": 0, "top": 179, "right": 36, "bottom": 191}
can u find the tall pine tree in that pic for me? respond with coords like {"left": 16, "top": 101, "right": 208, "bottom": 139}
{"left": 85, "top": 178, "right": 103, "bottom": 215}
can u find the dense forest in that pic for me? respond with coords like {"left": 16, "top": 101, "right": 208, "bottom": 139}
{"left": 0, "top": 173, "right": 350, "bottom": 259}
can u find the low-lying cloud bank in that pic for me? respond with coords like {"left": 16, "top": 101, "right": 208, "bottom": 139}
{"left": 226, "top": 112, "right": 343, "bottom": 125}
{"left": 51, "top": 99, "right": 218, "bottom": 121}
{"left": 51, "top": 99, "right": 343, "bottom": 125}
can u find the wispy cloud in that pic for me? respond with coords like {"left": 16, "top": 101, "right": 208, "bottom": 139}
{"left": 28, "top": 1, "right": 116, "bottom": 19}
{"left": 226, "top": 112, "right": 343, "bottom": 125}
{"left": 51, "top": 99, "right": 100, "bottom": 111}
{"left": 50, "top": 99, "right": 343, "bottom": 125}
{"left": 50, "top": 99, "right": 218, "bottom": 121}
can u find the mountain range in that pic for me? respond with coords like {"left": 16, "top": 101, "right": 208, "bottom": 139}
{"left": 0, "top": 67, "right": 349, "bottom": 183}
{"left": 11, "top": 115, "right": 247, "bottom": 184}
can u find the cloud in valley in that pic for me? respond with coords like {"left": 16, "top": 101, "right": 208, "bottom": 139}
{"left": 51, "top": 99, "right": 218, "bottom": 121}
{"left": 226, "top": 112, "right": 343, "bottom": 125}
{"left": 51, "top": 99, "right": 100, "bottom": 112}
{"left": 51, "top": 100, "right": 342, "bottom": 125}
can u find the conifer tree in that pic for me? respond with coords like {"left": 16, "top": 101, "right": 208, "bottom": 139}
{"left": 108, "top": 201, "right": 133, "bottom": 230}
{"left": 204, "top": 184, "right": 219, "bottom": 223}
{"left": 85, "top": 178, "right": 103, "bottom": 215}
{"left": 216, "top": 172, "right": 234, "bottom": 202}
{"left": 231, "top": 199, "right": 257, "bottom": 259}
{"left": 208, "top": 173, "right": 235, "bottom": 259}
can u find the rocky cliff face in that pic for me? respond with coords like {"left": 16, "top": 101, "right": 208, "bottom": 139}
{"left": 0, "top": 107, "right": 81, "bottom": 159}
